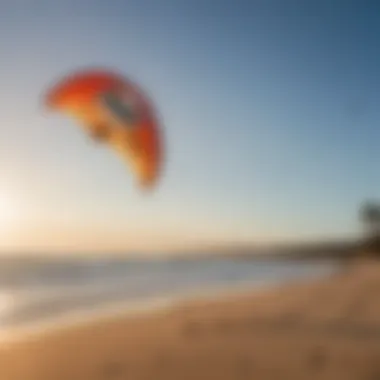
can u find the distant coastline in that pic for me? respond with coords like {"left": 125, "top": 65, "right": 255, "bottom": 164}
{"left": 0, "top": 239, "right": 360, "bottom": 263}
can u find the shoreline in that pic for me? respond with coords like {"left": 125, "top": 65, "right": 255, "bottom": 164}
{"left": 0, "top": 268, "right": 336, "bottom": 346}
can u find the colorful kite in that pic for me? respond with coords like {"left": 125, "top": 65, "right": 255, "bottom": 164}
{"left": 45, "top": 68, "right": 163, "bottom": 190}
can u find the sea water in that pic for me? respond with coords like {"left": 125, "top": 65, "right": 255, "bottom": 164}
{"left": 0, "top": 255, "right": 337, "bottom": 338}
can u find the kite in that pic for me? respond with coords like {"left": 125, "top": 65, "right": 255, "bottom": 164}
{"left": 44, "top": 68, "right": 163, "bottom": 190}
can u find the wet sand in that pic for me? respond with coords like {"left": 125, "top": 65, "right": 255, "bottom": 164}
{"left": 1, "top": 260, "right": 380, "bottom": 380}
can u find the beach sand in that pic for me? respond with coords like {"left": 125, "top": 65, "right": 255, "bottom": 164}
{"left": 1, "top": 260, "right": 380, "bottom": 380}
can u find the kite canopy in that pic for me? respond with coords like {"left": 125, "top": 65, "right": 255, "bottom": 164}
{"left": 45, "top": 68, "right": 163, "bottom": 190}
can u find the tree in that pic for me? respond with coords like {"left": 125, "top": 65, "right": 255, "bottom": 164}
{"left": 360, "top": 200, "right": 380, "bottom": 256}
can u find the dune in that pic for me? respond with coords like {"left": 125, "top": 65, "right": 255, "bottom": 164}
{"left": 0, "top": 260, "right": 380, "bottom": 380}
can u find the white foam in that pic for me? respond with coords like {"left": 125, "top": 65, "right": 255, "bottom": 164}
{"left": 0, "top": 279, "right": 295, "bottom": 346}
{"left": 0, "top": 263, "right": 337, "bottom": 346}
{"left": 0, "top": 296, "right": 176, "bottom": 346}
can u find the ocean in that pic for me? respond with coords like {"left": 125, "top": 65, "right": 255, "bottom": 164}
{"left": 0, "top": 255, "right": 338, "bottom": 340}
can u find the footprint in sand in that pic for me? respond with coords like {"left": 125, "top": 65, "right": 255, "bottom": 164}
{"left": 102, "top": 361, "right": 124, "bottom": 379}
{"left": 308, "top": 346, "right": 327, "bottom": 372}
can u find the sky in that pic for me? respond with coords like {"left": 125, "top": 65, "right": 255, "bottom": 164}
{"left": 0, "top": 0, "right": 379, "bottom": 253}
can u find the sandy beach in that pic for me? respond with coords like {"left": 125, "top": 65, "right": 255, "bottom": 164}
{"left": 0, "top": 260, "right": 380, "bottom": 380}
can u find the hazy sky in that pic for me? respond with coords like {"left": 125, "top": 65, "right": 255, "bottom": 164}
{"left": 0, "top": 0, "right": 379, "bottom": 253}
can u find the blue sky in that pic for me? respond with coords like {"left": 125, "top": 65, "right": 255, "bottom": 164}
{"left": 0, "top": 0, "right": 379, "bottom": 252}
